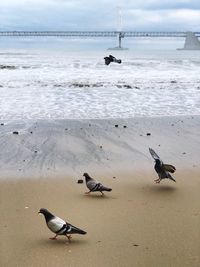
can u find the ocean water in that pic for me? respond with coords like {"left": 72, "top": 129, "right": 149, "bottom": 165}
{"left": 0, "top": 38, "right": 200, "bottom": 119}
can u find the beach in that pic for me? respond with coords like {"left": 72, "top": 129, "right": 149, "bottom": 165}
{"left": 0, "top": 115, "right": 200, "bottom": 266}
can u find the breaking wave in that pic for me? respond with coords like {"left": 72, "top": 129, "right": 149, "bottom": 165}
{"left": 0, "top": 50, "right": 200, "bottom": 119}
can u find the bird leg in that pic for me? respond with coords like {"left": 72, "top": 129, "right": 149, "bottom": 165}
{"left": 85, "top": 191, "right": 91, "bottom": 195}
{"left": 49, "top": 234, "right": 58, "bottom": 240}
{"left": 66, "top": 235, "right": 72, "bottom": 242}
{"left": 154, "top": 178, "right": 161, "bottom": 183}
{"left": 100, "top": 191, "right": 104, "bottom": 196}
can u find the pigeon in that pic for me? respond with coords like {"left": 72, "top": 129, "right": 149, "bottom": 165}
{"left": 149, "top": 148, "right": 176, "bottom": 183}
{"left": 83, "top": 173, "right": 112, "bottom": 195}
{"left": 38, "top": 208, "right": 87, "bottom": 241}
{"left": 104, "top": 55, "right": 122, "bottom": 65}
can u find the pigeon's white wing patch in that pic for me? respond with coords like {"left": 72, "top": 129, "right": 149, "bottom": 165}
{"left": 149, "top": 148, "right": 161, "bottom": 160}
{"left": 47, "top": 216, "right": 66, "bottom": 233}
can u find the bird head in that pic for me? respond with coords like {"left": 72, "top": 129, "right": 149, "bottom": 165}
{"left": 38, "top": 208, "right": 55, "bottom": 222}
{"left": 38, "top": 208, "right": 49, "bottom": 215}
{"left": 83, "top": 172, "right": 91, "bottom": 182}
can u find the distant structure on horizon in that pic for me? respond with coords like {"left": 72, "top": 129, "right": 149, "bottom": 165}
{"left": 0, "top": 30, "right": 200, "bottom": 50}
{"left": 108, "top": 6, "right": 128, "bottom": 50}
{"left": 178, "top": 31, "right": 200, "bottom": 50}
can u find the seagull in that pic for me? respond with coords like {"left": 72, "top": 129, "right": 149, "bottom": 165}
{"left": 149, "top": 148, "right": 176, "bottom": 183}
{"left": 38, "top": 208, "right": 87, "bottom": 241}
{"left": 83, "top": 173, "right": 112, "bottom": 195}
{"left": 104, "top": 55, "right": 122, "bottom": 65}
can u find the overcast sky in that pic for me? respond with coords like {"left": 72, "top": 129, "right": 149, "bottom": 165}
{"left": 0, "top": 0, "right": 200, "bottom": 31}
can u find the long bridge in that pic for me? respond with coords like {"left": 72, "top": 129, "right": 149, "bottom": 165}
{"left": 0, "top": 31, "right": 200, "bottom": 49}
{"left": 1, "top": 31, "right": 200, "bottom": 37}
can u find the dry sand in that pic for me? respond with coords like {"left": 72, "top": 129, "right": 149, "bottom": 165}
{"left": 0, "top": 116, "right": 200, "bottom": 266}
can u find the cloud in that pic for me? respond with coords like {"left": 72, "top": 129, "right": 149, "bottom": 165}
{"left": 0, "top": 1, "right": 200, "bottom": 31}
{"left": 125, "top": 8, "right": 200, "bottom": 31}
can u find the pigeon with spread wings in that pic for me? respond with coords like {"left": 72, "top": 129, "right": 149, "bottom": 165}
{"left": 104, "top": 55, "right": 122, "bottom": 65}
{"left": 149, "top": 148, "right": 176, "bottom": 183}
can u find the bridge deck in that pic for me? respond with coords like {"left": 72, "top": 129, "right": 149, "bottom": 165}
{"left": 0, "top": 31, "right": 199, "bottom": 37}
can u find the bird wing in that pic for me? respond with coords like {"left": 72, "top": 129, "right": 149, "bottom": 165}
{"left": 86, "top": 179, "right": 99, "bottom": 191}
{"left": 149, "top": 148, "right": 161, "bottom": 160}
{"left": 66, "top": 222, "right": 86, "bottom": 235}
{"left": 109, "top": 55, "right": 115, "bottom": 60}
{"left": 47, "top": 216, "right": 66, "bottom": 233}
{"left": 163, "top": 164, "right": 176, "bottom": 173}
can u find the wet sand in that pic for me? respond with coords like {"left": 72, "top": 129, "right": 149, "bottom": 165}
{"left": 0, "top": 116, "right": 200, "bottom": 266}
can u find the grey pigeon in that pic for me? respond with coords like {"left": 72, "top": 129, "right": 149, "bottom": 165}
{"left": 83, "top": 173, "right": 112, "bottom": 195}
{"left": 149, "top": 148, "right": 176, "bottom": 183}
{"left": 38, "top": 208, "right": 86, "bottom": 241}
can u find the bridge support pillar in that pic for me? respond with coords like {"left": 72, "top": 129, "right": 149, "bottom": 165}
{"left": 178, "top": 31, "right": 200, "bottom": 50}
{"left": 108, "top": 32, "right": 128, "bottom": 50}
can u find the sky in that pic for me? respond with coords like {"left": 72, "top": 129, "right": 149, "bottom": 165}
{"left": 0, "top": 0, "right": 200, "bottom": 31}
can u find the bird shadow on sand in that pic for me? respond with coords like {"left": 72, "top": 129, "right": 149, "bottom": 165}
{"left": 147, "top": 184, "right": 177, "bottom": 195}
{"left": 83, "top": 193, "right": 111, "bottom": 199}
{"left": 37, "top": 238, "right": 88, "bottom": 247}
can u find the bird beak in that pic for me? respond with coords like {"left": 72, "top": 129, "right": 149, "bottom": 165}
{"left": 38, "top": 211, "right": 42, "bottom": 215}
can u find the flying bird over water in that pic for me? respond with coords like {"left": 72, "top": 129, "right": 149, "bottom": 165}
{"left": 38, "top": 208, "right": 86, "bottom": 241}
{"left": 149, "top": 148, "right": 176, "bottom": 183}
{"left": 83, "top": 173, "right": 112, "bottom": 195}
{"left": 104, "top": 55, "right": 122, "bottom": 65}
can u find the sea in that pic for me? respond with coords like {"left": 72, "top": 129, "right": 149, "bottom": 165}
{"left": 0, "top": 37, "right": 200, "bottom": 119}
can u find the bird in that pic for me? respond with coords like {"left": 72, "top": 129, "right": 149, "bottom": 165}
{"left": 104, "top": 55, "right": 122, "bottom": 65}
{"left": 38, "top": 208, "right": 87, "bottom": 241}
{"left": 83, "top": 173, "right": 112, "bottom": 195}
{"left": 149, "top": 148, "right": 176, "bottom": 183}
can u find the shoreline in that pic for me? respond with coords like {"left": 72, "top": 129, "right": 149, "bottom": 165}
{"left": 0, "top": 115, "right": 199, "bottom": 179}
{"left": 0, "top": 113, "right": 199, "bottom": 122}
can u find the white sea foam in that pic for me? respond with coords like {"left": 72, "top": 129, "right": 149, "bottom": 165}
{"left": 0, "top": 49, "right": 200, "bottom": 119}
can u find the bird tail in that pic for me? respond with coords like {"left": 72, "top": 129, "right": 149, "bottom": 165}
{"left": 101, "top": 186, "right": 112, "bottom": 192}
{"left": 77, "top": 229, "right": 87, "bottom": 235}
{"left": 115, "top": 59, "right": 122, "bottom": 64}
{"left": 168, "top": 173, "right": 176, "bottom": 182}
{"left": 68, "top": 223, "right": 87, "bottom": 235}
